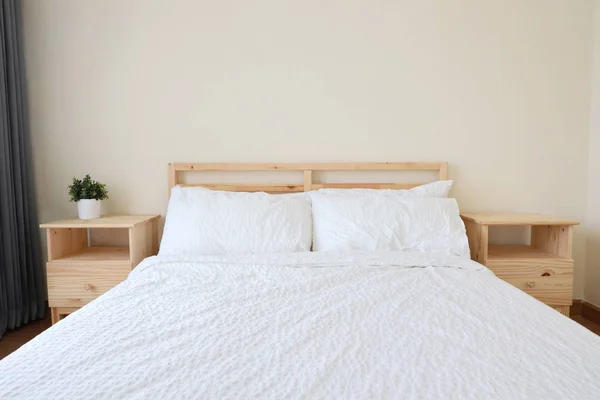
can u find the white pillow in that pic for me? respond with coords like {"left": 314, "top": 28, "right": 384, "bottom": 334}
{"left": 316, "top": 180, "right": 453, "bottom": 198}
{"left": 159, "top": 187, "right": 312, "bottom": 256}
{"left": 310, "top": 193, "right": 469, "bottom": 257}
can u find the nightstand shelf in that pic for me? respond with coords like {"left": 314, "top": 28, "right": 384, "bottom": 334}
{"left": 461, "top": 213, "right": 579, "bottom": 317}
{"left": 47, "top": 246, "right": 130, "bottom": 264}
{"left": 487, "top": 245, "right": 569, "bottom": 261}
{"left": 41, "top": 214, "right": 160, "bottom": 324}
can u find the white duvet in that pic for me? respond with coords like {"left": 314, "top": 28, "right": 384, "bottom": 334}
{"left": 2, "top": 252, "right": 600, "bottom": 400}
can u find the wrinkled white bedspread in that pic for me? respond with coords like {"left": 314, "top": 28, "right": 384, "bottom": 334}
{"left": 2, "top": 251, "right": 600, "bottom": 400}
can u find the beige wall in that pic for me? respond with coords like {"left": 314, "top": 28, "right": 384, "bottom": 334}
{"left": 22, "top": 1, "right": 595, "bottom": 297}
{"left": 586, "top": 1, "right": 600, "bottom": 305}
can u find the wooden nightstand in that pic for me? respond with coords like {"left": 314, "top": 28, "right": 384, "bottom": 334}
{"left": 461, "top": 213, "right": 579, "bottom": 317}
{"left": 40, "top": 215, "right": 160, "bottom": 324}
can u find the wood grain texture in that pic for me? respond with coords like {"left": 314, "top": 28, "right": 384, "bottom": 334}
{"left": 553, "top": 306, "right": 571, "bottom": 317}
{"left": 50, "top": 246, "right": 130, "bottom": 264}
{"left": 487, "top": 259, "right": 573, "bottom": 305}
{"left": 168, "top": 163, "right": 177, "bottom": 197}
{"left": 129, "top": 220, "right": 158, "bottom": 267}
{"left": 50, "top": 306, "right": 80, "bottom": 325}
{"left": 531, "top": 225, "right": 573, "bottom": 258}
{"left": 463, "top": 219, "right": 488, "bottom": 264}
{"left": 487, "top": 258, "right": 573, "bottom": 278}
{"left": 50, "top": 308, "right": 59, "bottom": 325}
{"left": 169, "top": 162, "right": 448, "bottom": 196}
{"left": 150, "top": 218, "right": 159, "bottom": 255}
{"left": 178, "top": 184, "right": 305, "bottom": 193}
{"left": 41, "top": 215, "right": 160, "bottom": 229}
{"left": 43, "top": 215, "right": 160, "bottom": 324}
{"left": 460, "top": 213, "right": 579, "bottom": 226}
{"left": 463, "top": 214, "right": 576, "bottom": 312}
{"left": 46, "top": 228, "right": 88, "bottom": 261}
{"left": 178, "top": 182, "right": 427, "bottom": 193}
{"left": 488, "top": 245, "right": 569, "bottom": 260}
{"left": 312, "top": 183, "right": 422, "bottom": 190}
{"left": 54, "top": 307, "right": 79, "bottom": 323}
{"left": 47, "top": 263, "right": 131, "bottom": 308}
{"left": 303, "top": 170, "right": 313, "bottom": 192}
{"left": 438, "top": 162, "right": 448, "bottom": 180}
{"left": 172, "top": 162, "right": 446, "bottom": 171}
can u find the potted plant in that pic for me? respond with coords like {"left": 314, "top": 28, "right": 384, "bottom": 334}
{"left": 68, "top": 174, "right": 109, "bottom": 220}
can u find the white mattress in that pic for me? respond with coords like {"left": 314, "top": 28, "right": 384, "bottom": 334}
{"left": 1, "top": 251, "right": 600, "bottom": 399}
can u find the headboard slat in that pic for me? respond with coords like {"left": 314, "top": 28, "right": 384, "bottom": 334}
{"left": 168, "top": 162, "right": 448, "bottom": 197}
{"left": 178, "top": 184, "right": 305, "bottom": 193}
{"left": 313, "top": 183, "right": 422, "bottom": 190}
{"left": 172, "top": 162, "right": 445, "bottom": 172}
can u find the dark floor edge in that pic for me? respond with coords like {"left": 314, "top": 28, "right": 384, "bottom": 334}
{"left": 581, "top": 300, "right": 600, "bottom": 325}
{"left": 571, "top": 299, "right": 583, "bottom": 317}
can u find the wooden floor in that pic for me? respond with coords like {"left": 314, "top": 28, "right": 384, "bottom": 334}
{"left": 571, "top": 315, "right": 600, "bottom": 335}
{"left": 1, "top": 312, "right": 600, "bottom": 361}
{"left": 0, "top": 312, "right": 52, "bottom": 360}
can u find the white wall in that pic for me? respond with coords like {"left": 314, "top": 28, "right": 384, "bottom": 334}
{"left": 22, "top": 0, "right": 595, "bottom": 297}
{"left": 586, "top": 1, "right": 600, "bottom": 305}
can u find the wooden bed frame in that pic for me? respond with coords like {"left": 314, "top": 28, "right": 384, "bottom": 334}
{"left": 168, "top": 162, "right": 448, "bottom": 195}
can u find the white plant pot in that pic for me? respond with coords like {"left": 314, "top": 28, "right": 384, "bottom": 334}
{"left": 77, "top": 199, "right": 102, "bottom": 220}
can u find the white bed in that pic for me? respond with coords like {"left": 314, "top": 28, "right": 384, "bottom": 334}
{"left": 3, "top": 162, "right": 599, "bottom": 399}
{"left": 2, "top": 251, "right": 600, "bottom": 399}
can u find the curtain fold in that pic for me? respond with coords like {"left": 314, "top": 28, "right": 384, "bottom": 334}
{"left": 0, "top": 0, "right": 45, "bottom": 338}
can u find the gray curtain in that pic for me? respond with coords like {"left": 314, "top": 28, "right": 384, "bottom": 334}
{"left": 0, "top": 0, "right": 45, "bottom": 338}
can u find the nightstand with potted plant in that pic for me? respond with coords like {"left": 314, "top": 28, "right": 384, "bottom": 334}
{"left": 41, "top": 175, "right": 160, "bottom": 324}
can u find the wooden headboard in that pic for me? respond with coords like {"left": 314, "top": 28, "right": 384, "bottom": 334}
{"left": 168, "top": 162, "right": 448, "bottom": 196}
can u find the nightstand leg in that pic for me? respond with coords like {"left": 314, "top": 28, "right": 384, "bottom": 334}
{"left": 554, "top": 305, "right": 570, "bottom": 317}
{"left": 50, "top": 308, "right": 60, "bottom": 325}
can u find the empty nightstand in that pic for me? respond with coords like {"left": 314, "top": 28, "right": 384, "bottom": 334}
{"left": 460, "top": 213, "right": 579, "bottom": 316}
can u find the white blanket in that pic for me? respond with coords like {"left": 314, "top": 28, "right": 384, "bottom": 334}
{"left": 1, "top": 252, "right": 600, "bottom": 399}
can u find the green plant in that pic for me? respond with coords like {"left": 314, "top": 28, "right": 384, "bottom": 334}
{"left": 68, "top": 174, "right": 109, "bottom": 202}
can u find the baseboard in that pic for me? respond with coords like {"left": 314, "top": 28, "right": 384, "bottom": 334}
{"left": 582, "top": 301, "right": 600, "bottom": 325}
{"left": 571, "top": 299, "right": 583, "bottom": 317}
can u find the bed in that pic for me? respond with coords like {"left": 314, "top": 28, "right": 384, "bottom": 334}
{"left": 1, "top": 162, "right": 600, "bottom": 400}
